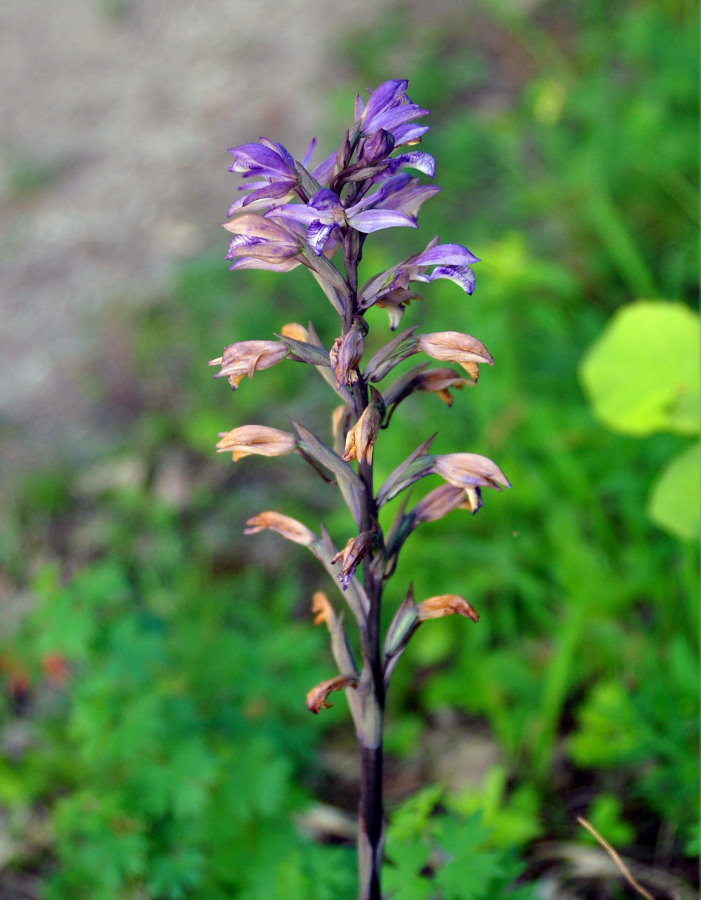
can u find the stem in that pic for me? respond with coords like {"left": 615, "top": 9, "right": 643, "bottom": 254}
{"left": 343, "top": 227, "right": 385, "bottom": 900}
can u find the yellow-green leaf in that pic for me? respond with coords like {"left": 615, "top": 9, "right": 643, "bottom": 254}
{"left": 579, "top": 300, "right": 700, "bottom": 436}
{"left": 647, "top": 441, "right": 700, "bottom": 541}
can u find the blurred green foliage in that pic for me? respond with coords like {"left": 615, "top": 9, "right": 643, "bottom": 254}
{"left": 1, "top": 0, "right": 698, "bottom": 896}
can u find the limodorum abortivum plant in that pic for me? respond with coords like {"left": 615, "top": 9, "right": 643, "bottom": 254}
{"left": 211, "top": 80, "right": 511, "bottom": 900}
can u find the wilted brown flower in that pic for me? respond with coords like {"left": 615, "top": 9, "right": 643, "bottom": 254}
{"left": 433, "top": 453, "right": 511, "bottom": 492}
{"left": 343, "top": 404, "right": 382, "bottom": 464}
{"left": 411, "top": 484, "right": 469, "bottom": 523}
{"left": 414, "top": 368, "right": 474, "bottom": 405}
{"left": 416, "top": 594, "right": 479, "bottom": 623}
{"left": 417, "top": 331, "right": 493, "bottom": 381}
{"left": 374, "top": 288, "right": 422, "bottom": 330}
{"left": 331, "top": 531, "right": 377, "bottom": 589}
{"left": 306, "top": 673, "right": 358, "bottom": 714}
{"left": 216, "top": 425, "right": 298, "bottom": 461}
{"left": 330, "top": 328, "right": 364, "bottom": 387}
{"left": 209, "top": 340, "right": 288, "bottom": 389}
{"left": 244, "top": 511, "right": 316, "bottom": 546}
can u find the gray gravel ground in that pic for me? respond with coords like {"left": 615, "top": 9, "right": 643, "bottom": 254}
{"left": 0, "top": 0, "right": 396, "bottom": 476}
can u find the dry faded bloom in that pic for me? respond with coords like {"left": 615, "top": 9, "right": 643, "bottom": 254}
{"left": 244, "top": 511, "right": 316, "bottom": 547}
{"left": 332, "top": 404, "right": 353, "bottom": 455}
{"left": 209, "top": 340, "right": 288, "bottom": 389}
{"left": 311, "top": 591, "right": 337, "bottom": 628}
{"left": 216, "top": 425, "right": 298, "bottom": 461}
{"left": 417, "top": 331, "right": 493, "bottom": 381}
{"left": 280, "top": 322, "right": 310, "bottom": 342}
{"left": 306, "top": 673, "right": 358, "bottom": 714}
{"left": 330, "top": 328, "right": 364, "bottom": 387}
{"left": 343, "top": 404, "right": 382, "bottom": 464}
{"left": 411, "top": 484, "right": 469, "bottom": 523}
{"left": 416, "top": 594, "right": 479, "bottom": 623}
{"left": 331, "top": 531, "right": 377, "bottom": 589}
{"left": 433, "top": 452, "right": 511, "bottom": 492}
{"left": 413, "top": 368, "right": 474, "bottom": 405}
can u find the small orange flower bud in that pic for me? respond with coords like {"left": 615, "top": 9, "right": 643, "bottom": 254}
{"left": 244, "top": 511, "right": 317, "bottom": 546}
{"left": 280, "top": 322, "right": 310, "bottom": 342}
{"left": 417, "top": 331, "right": 493, "bottom": 380}
{"left": 216, "top": 425, "right": 297, "bottom": 461}
{"left": 311, "top": 591, "right": 337, "bottom": 628}
{"left": 416, "top": 594, "right": 480, "bottom": 623}
{"left": 306, "top": 674, "right": 358, "bottom": 714}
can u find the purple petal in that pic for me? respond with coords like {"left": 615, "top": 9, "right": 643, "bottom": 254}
{"left": 307, "top": 221, "right": 337, "bottom": 255}
{"left": 228, "top": 143, "right": 294, "bottom": 179}
{"left": 302, "top": 136, "right": 317, "bottom": 167}
{"left": 428, "top": 265, "right": 477, "bottom": 294}
{"left": 348, "top": 209, "right": 417, "bottom": 233}
{"left": 361, "top": 80, "right": 409, "bottom": 124}
{"left": 413, "top": 243, "right": 481, "bottom": 267}
{"left": 392, "top": 124, "right": 430, "bottom": 146}
{"left": 388, "top": 151, "right": 436, "bottom": 177}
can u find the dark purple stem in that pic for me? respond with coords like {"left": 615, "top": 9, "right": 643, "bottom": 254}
{"left": 343, "top": 226, "right": 385, "bottom": 900}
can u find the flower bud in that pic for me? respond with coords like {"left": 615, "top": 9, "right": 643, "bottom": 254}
{"left": 306, "top": 674, "right": 358, "bottom": 714}
{"left": 416, "top": 594, "right": 479, "bottom": 623}
{"left": 244, "top": 511, "right": 316, "bottom": 546}
{"left": 362, "top": 128, "right": 396, "bottom": 165}
{"left": 216, "top": 425, "right": 297, "bottom": 461}
{"left": 280, "top": 322, "right": 310, "bottom": 342}
{"left": 311, "top": 591, "right": 337, "bottom": 628}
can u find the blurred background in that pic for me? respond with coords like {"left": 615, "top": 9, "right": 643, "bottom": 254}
{"left": 0, "top": 0, "right": 698, "bottom": 898}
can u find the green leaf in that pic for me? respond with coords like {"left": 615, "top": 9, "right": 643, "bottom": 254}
{"left": 579, "top": 300, "right": 700, "bottom": 436}
{"left": 647, "top": 441, "right": 700, "bottom": 540}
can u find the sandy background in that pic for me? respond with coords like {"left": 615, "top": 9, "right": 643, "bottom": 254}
{"left": 0, "top": 0, "right": 414, "bottom": 475}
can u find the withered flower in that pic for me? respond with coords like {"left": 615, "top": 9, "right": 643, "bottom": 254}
{"left": 416, "top": 594, "right": 479, "bottom": 623}
{"left": 330, "top": 327, "right": 364, "bottom": 388}
{"left": 414, "top": 368, "right": 473, "bottom": 405}
{"left": 209, "top": 340, "right": 288, "bottom": 389}
{"left": 411, "top": 484, "right": 469, "bottom": 523}
{"left": 343, "top": 390, "right": 385, "bottom": 464}
{"left": 306, "top": 673, "right": 358, "bottom": 714}
{"left": 244, "top": 511, "right": 316, "bottom": 547}
{"left": 417, "top": 331, "right": 493, "bottom": 381}
{"left": 331, "top": 531, "right": 377, "bottom": 589}
{"left": 433, "top": 453, "right": 511, "bottom": 492}
{"left": 216, "top": 425, "right": 297, "bottom": 461}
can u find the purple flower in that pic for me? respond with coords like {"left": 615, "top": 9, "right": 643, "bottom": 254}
{"left": 222, "top": 213, "right": 303, "bottom": 272}
{"left": 359, "top": 238, "right": 481, "bottom": 310}
{"left": 269, "top": 183, "right": 423, "bottom": 255}
{"left": 354, "top": 79, "right": 430, "bottom": 146}
{"left": 227, "top": 136, "right": 330, "bottom": 217}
